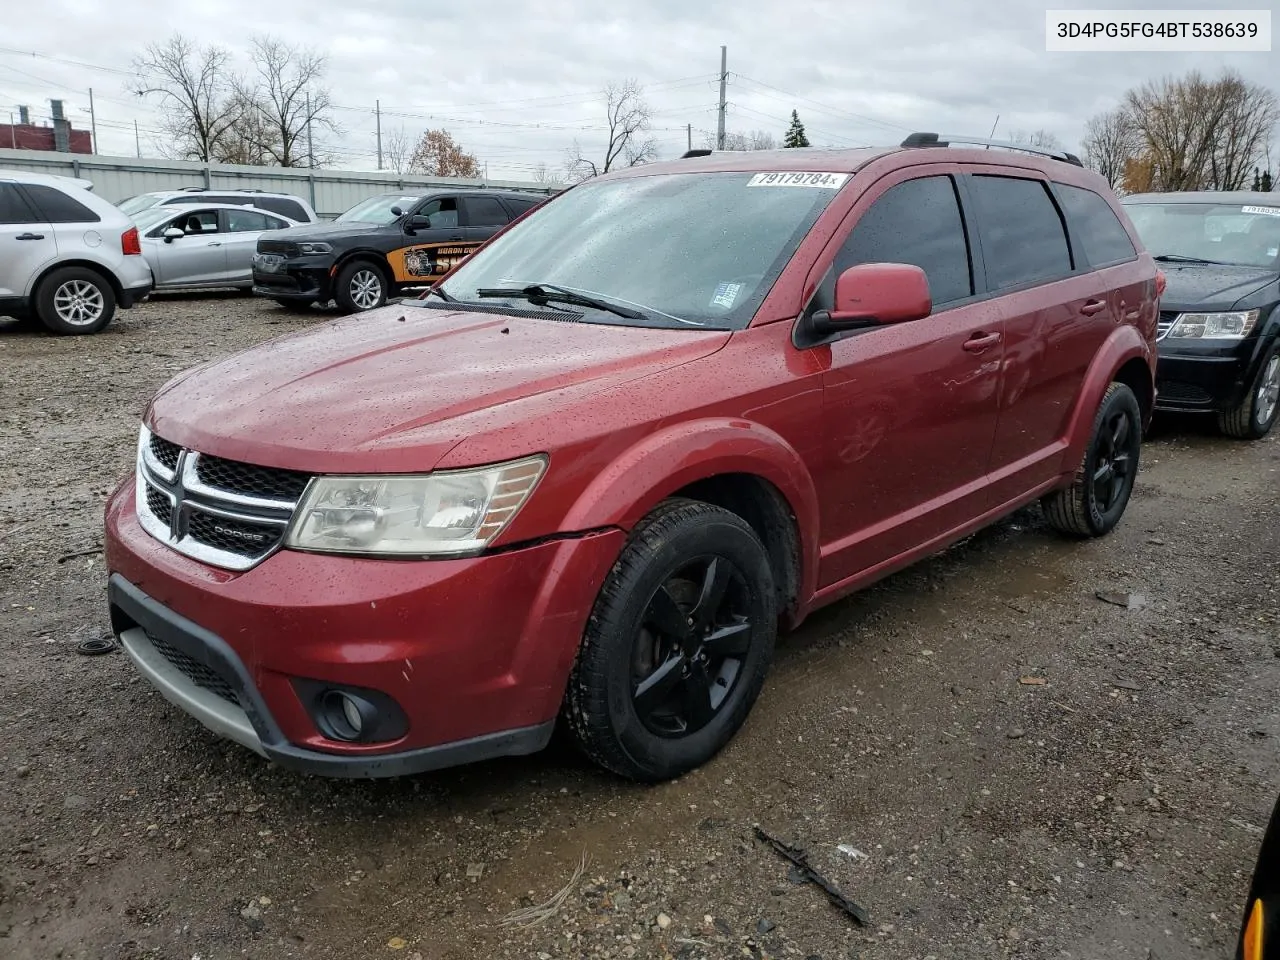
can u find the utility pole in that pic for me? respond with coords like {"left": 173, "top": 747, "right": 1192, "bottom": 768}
{"left": 687, "top": 124, "right": 692, "bottom": 151}
{"left": 9, "top": 113, "right": 15, "bottom": 149}
{"left": 134, "top": 119, "right": 141, "bottom": 157}
{"left": 306, "top": 92, "right": 315, "bottom": 168}
{"left": 88, "top": 87, "right": 98, "bottom": 154}
{"left": 376, "top": 99, "right": 383, "bottom": 170}
{"left": 716, "top": 46, "right": 727, "bottom": 151}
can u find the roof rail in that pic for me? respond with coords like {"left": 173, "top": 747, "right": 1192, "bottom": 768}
{"left": 178, "top": 186, "right": 207, "bottom": 192}
{"left": 681, "top": 149, "right": 713, "bottom": 159}
{"left": 900, "top": 132, "right": 1083, "bottom": 167}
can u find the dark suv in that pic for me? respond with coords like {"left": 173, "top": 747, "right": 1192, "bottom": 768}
{"left": 251, "top": 188, "right": 547, "bottom": 313}
{"left": 1123, "top": 192, "right": 1280, "bottom": 439}
{"left": 106, "top": 136, "right": 1158, "bottom": 782}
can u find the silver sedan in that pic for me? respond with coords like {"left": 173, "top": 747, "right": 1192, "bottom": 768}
{"left": 134, "top": 204, "right": 298, "bottom": 291}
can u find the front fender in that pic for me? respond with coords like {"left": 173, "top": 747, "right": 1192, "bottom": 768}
{"left": 1059, "top": 324, "right": 1154, "bottom": 475}
{"left": 560, "top": 418, "right": 821, "bottom": 607}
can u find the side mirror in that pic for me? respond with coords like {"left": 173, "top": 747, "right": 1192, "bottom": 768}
{"left": 162, "top": 227, "right": 185, "bottom": 243}
{"left": 390, "top": 205, "right": 404, "bottom": 217}
{"left": 404, "top": 215, "right": 432, "bottom": 233}
{"left": 805, "top": 263, "right": 932, "bottom": 342}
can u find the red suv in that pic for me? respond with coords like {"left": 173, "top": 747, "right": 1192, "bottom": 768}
{"left": 104, "top": 135, "right": 1159, "bottom": 782}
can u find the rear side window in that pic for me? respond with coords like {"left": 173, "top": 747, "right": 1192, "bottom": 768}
{"left": 833, "top": 175, "right": 974, "bottom": 306}
{"left": 506, "top": 197, "right": 542, "bottom": 215}
{"left": 255, "top": 197, "right": 308, "bottom": 221}
{"left": 969, "top": 175, "right": 1071, "bottom": 289}
{"left": 224, "top": 209, "right": 281, "bottom": 232}
{"left": 463, "top": 196, "right": 511, "bottom": 227}
{"left": 1055, "top": 183, "right": 1137, "bottom": 267}
{"left": 0, "top": 183, "right": 41, "bottom": 223}
{"left": 21, "top": 184, "right": 100, "bottom": 224}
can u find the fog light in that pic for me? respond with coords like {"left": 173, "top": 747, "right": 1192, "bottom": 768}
{"left": 340, "top": 694, "right": 363, "bottom": 734}
{"left": 295, "top": 678, "right": 409, "bottom": 744}
{"left": 320, "top": 689, "right": 374, "bottom": 741}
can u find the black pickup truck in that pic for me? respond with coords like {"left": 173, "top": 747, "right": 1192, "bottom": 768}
{"left": 252, "top": 188, "right": 546, "bottom": 313}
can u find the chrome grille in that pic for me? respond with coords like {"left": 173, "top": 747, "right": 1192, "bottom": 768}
{"left": 196, "top": 454, "right": 310, "bottom": 501}
{"left": 136, "top": 427, "right": 310, "bottom": 572}
{"left": 1156, "top": 311, "right": 1178, "bottom": 340}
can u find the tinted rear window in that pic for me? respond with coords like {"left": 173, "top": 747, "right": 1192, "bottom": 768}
{"left": 969, "top": 175, "right": 1072, "bottom": 289}
{"left": 464, "top": 196, "right": 511, "bottom": 227}
{"left": 507, "top": 197, "right": 542, "bottom": 214}
{"left": 1055, "top": 184, "right": 1137, "bottom": 267}
{"left": 22, "top": 184, "right": 100, "bottom": 223}
{"left": 834, "top": 175, "right": 973, "bottom": 306}
{"left": 0, "top": 183, "right": 40, "bottom": 223}
{"left": 254, "top": 197, "right": 307, "bottom": 221}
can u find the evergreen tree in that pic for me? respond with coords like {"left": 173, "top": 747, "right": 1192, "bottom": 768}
{"left": 783, "top": 110, "right": 810, "bottom": 148}
{"left": 1264, "top": 170, "right": 1274, "bottom": 191}
{"left": 1253, "top": 169, "right": 1262, "bottom": 191}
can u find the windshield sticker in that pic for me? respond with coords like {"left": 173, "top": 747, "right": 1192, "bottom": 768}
{"left": 1242, "top": 205, "right": 1280, "bottom": 217}
{"left": 1270, "top": 248, "right": 1280, "bottom": 258}
{"left": 747, "top": 172, "right": 850, "bottom": 189}
{"left": 710, "top": 282, "right": 743, "bottom": 309}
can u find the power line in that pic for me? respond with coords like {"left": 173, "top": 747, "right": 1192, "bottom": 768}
{"left": 730, "top": 73, "right": 912, "bottom": 134}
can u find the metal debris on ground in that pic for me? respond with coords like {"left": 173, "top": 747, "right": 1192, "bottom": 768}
{"left": 76, "top": 637, "right": 117, "bottom": 656}
{"left": 1019, "top": 676, "right": 1048, "bottom": 686}
{"left": 753, "top": 827, "right": 869, "bottom": 926}
{"left": 497, "top": 851, "right": 587, "bottom": 929}
{"left": 57, "top": 546, "right": 103, "bottom": 563}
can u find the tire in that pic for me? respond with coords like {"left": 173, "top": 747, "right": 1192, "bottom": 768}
{"left": 34, "top": 266, "right": 116, "bottom": 335}
{"left": 563, "top": 498, "right": 777, "bottom": 782}
{"left": 1042, "top": 381, "right": 1142, "bottom": 538}
{"left": 1218, "top": 342, "right": 1280, "bottom": 440}
{"left": 333, "top": 261, "right": 388, "bottom": 313}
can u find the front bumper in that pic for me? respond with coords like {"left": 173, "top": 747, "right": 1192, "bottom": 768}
{"left": 251, "top": 262, "right": 332, "bottom": 302}
{"left": 1155, "top": 347, "right": 1249, "bottom": 411}
{"left": 104, "top": 481, "right": 624, "bottom": 777}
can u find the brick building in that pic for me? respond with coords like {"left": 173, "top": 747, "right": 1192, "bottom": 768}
{"left": 0, "top": 102, "right": 93, "bottom": 154}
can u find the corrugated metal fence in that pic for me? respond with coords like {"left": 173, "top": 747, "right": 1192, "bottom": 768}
{"left": 0, "top": 149, "right": 562, "bottom": 219}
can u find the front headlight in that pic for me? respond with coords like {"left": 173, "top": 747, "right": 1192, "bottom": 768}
{"left": 1167, "top": 310, "right": 1260, "bottom": 340}
{"left": 297, "top": 242, "right": 332, "bottom": 255}
{"left": 284, "top": 455, "right": 547, "bottom": 557}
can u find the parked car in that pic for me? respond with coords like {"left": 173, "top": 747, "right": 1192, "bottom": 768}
{"left": 118, "top": 187, "right": 317, "bottom": 224}
{"left": 1123, "top": 192, "right": 1280, "bottom": 439}
{"left": 1236, "top": 791, "right": 1279, "bottom": 959}
{"left": 104, "top": 135, "right": 1158, "bottom": 781}
{"left": 133, "top": 203, "right": 298, "bottom": 292}
{"left": 0, "top": 168, "right": 152, "bottom": 335}
{"left": 250, "top": 188, "right": 546, "bottom": 313}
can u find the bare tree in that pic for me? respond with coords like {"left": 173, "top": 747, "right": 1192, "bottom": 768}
{"left": 131, "top": 34, "right": 241, "bottom": 162}
{"left": 1125, "top": 70, "right": 1279, "bottom": 191}
{"left": 233, "top": 36, "right": 336, "bottom": 168}
{"left": 531, "top": 161, "right": 556, "bottom": 184}
{"left": 408, "top": 129, "right": 480, "bottom": 178}
{"left": 565, "top": 79, "right": 657, "bottom": 181}
{"left": 384, "top": 125, "right": 411, "bottom": 175}
{"left": 213, "top": 91, "right": 278, "bottom": 165}
{"left": 1008, "top": 129, "right": 1063, "bottom": 150}
{"left": 703, "top": 129, "right": 776, "bottom": 151}
{"left": 1081, "top": 107, "right": 1139, "bottom": 191}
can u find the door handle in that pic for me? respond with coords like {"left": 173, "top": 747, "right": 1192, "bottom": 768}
{"left": 962, "top": 331, "right": 1001, "bottom": 353}
{"left": 1080, "top": 299, "right": 1107, "bottom": 316}
{"left": 206, "top": 241, "right": 222, "bottom": 247}
{"left": 448, "top": 235, "right": 464, "bottom": 241}
{"left": 14, "top": 232, "right": 45, "bottom": 241}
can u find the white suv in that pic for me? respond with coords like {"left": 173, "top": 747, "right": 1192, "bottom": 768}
{"left": 118, "top": 188, "right": 318, "bottom": 224}
{"left": 1, "top": 170, "right": 153, "bottom": 335}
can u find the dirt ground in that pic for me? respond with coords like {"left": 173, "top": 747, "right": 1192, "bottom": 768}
{"left": 2, "top": 294, "right": 1278, "bottom": 960}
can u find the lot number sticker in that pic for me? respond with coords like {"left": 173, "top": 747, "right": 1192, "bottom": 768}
{"left": 1242, "top": 205, "right": 1280, "bottom": 217}
{"left": 748, "top": 172, "right": 850, "bottom": 189}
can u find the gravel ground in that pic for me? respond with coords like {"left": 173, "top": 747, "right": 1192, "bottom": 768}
{"left": 2, "top": 294, "right": 1278, "bottom": 960}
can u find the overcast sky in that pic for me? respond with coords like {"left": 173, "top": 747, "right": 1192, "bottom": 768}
{"left": 1, "top": 0, "right": 1276, "bottom": 182}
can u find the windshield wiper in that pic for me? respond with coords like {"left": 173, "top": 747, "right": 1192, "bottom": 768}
{"left": 475, "top": 283, "right": 646, "bottom": 320}
{"left": 424, "top": 284, "right": 456, "bottom": 302}
{"left": 1153, "top": 254, "right": 1231, "bottom": 265}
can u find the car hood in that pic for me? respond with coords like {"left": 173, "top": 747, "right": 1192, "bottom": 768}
{"left": 146, "top": 306, "right": 729, "bottom": 474}
{"left": 1159, "top": 263, "right": 1277, "bottom": 312}
{"left": 266, "top": 220, "right": 384, "bottom": 241}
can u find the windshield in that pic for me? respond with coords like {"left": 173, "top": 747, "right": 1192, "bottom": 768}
{"left": 118, "top": 194, "right": 164, "bottom": 216}
{"left": 132, "top": 207, "right": 177, "bottom": 232}
{"left": 336, "top": 194, "right": 419, "bottom": 225}
{"left": 1125, "top": 201, "right": 1280, "bottom": 268}
{"left": 437, "top": 171, "right": 847, "bottom": 329}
